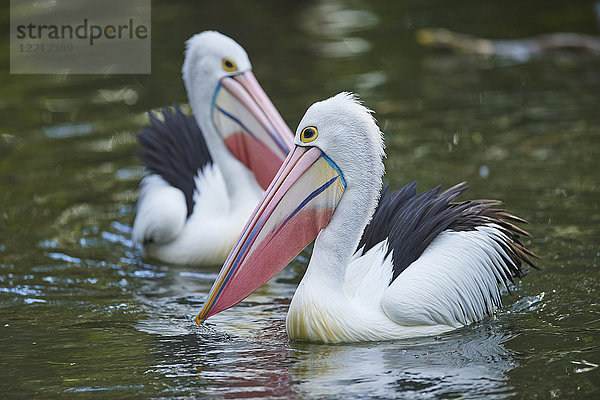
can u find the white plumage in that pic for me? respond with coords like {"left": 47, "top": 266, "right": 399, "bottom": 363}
{"left": 134, "top": 164, "right": 259, "bottom": 265}
{"left": 286, "top": 94, "right": 535, "bottom": 342}
{"left": 384, "top": 226, "right": 514, "bottom": 328}
{"left": 133, "top": 31, "right": 292, "bottom": 265}
{"left": 197, "top": 93, "right": 537, "bottom": 343}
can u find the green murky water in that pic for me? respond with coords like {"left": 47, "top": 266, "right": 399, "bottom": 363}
{"left": 1, "top": 0, "right": 599, "bottom": 398}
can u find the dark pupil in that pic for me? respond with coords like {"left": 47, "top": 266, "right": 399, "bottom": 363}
{"left": 225, "top": 60, "right": 233, "bottom": 68}
{"left": 304, "top": 128, "right": 315, "bottom": 138}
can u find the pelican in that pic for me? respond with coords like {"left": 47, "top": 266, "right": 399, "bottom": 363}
{"left": 195, "top": 92, "right": 538, "bottom": 343}
{"left": 132, "top": 31, "right": 294, "bottom": 265}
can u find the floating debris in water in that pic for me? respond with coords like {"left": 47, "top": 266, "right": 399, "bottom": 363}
{"left": 417, "top": 28, "right": 600, "bottom": 62}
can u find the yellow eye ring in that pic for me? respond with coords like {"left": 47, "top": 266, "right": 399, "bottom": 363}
{"left": 300, "top": 126, "right": 318, "bottom": 143}
{"left": 222, "top": 58, "right": 237, "bottom": 72}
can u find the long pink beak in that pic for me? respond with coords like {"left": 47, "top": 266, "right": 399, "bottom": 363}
{"left": 196, "top": 145, "right": 346, "bottom": 324}
{"left": 213, "top": 70, "right": 295, "bottom": 189}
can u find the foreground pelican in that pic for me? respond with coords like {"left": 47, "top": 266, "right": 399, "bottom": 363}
{"left": 195, "top": 92, "right": 538, "bottom": 343}
{"left": 132, "top": 31, "right": 294, "bottom": 265}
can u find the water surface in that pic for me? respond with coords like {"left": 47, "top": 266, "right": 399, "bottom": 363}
{"left": 1, "top": 0, "right": 599, "bottom": 398}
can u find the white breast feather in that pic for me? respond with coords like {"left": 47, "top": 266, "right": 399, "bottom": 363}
{"left": 344, "top": 240, "right": 393, "bottom": 305}
{"left": 289, "top": 242, "right": 403, "bottom": 343}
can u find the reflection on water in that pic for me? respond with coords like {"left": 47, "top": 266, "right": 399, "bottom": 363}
{"left": 292, "top": 325, "right": 515, "bottom": 399}
{"left": 132, "top": 259, "right": 519, "bottom": 398}
{"left": 1, "top": 0, "right": 600, "bottom": 398}
{"left": 43, "top": 122, "right": 94, "bottom": 139}
{"left": 299, "top": 0, "right": 378, "bottom": 57}
{"left": 134, "top": 262, "right": 519, "bottom": 398}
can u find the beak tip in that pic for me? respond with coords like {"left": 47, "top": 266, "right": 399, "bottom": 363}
{"left": 195, "top": 313, "right": 205, "bottom": 327}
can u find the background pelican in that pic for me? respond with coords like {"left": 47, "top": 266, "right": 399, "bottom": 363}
{"left": 196, "top": 92, "right": 538, "bottom": 343}
{"left": 132, "top": 31, "right": 294, "bottom": 265}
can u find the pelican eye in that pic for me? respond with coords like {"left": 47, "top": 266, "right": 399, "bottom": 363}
{"left": 222, "top": 58, "right": 237, "bottom": 72}
{"left": 300, "top": 126, "right": 318, "bottom": 143}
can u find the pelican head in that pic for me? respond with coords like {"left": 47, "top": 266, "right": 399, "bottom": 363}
{"left": 196, "top": 92, "right": 385, "bottom": 323}
{"left": 182, "top": 31, "right": 294, "bottom": 189}
{"left": 294, "top": 92, "right": 385, "bottom": 191}
{"left": 183, "top": 31, "right": 252, "bottom": 87}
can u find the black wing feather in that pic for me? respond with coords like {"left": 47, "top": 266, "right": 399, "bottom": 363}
{"left": 137, "top": 103, "right": 212, "bottom": 218}
{"left": 358, "top": 182, "right": 539, "bottom": 284}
